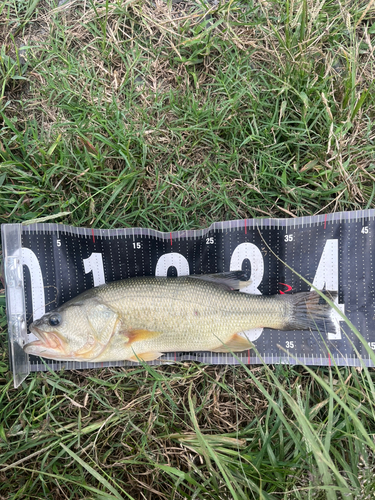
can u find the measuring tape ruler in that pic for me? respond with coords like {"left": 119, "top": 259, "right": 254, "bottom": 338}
{"left": 2, "top": 210, "right": 374, "bottom": 387}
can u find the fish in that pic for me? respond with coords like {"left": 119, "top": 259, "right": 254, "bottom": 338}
{"left": 23, "top": 271, "right": 337, "bottom": 362}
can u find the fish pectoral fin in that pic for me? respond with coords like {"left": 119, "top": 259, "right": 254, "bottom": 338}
{"left": 128, "top": 351, "right": 163, "bottom": 362}
{"left": 212, "top": 333, "right": 252, "bottom": 352}
{"left": 124, "top": 328, "right": 162, "bottom": 344}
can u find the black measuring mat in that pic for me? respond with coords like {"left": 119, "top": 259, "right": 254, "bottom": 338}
{"left": 2, "top": 210, "right": 375, "bottom": 386}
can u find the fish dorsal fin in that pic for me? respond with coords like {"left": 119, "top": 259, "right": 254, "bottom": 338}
{"left": 87, "top": 303, "right": 119, "bottom": 345}
{"left": 188, "top": 271, "right": 251, "bottom": 291}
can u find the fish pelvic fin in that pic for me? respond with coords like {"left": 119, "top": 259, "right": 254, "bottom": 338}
{"left": 212, "top": 333, "right": 252, "bottom": 352}
{"left": 128, "top": 351, "right": 163, "bottom": 362}
{"left": 284, "top": 291, "right": 338, "bottom": 333}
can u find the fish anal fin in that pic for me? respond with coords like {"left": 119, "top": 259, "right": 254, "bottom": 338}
{"left": 212, "top": 333, "right": 252, "bottom": 352}
{"left": 121, "top": 328, "right": 162, "bottom": 344}
{"left": 128, "top": 351, "right": 163, "bottom": 362}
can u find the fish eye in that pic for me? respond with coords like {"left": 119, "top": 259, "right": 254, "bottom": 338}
{"left": 48, "top": 313, "right": 62, "bottom": 327}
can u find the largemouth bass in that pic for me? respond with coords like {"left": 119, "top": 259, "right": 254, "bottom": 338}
{"left": 24, "top": 272, "right": 337, "bottom": 362}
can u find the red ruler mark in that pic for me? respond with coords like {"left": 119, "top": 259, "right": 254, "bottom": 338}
{"left": 328, "top": 352, "right": 332, "bottom": 367}
{"left": 279, "top": 282, "right": 292, "bottom": 294}
{"left": 247, "top": 349, "right": 250, "bottom": 365}
{"left": 91, "top": 228, "right": 95, "bottom": 243}
{"left": 170, "top": 232, "right": 173, "bottom": 246}
{"left": 244, "top": 219, "right": 247, "bottom": 235}
{"left": 324, "top": 214, "right": 327, "bottom": 229}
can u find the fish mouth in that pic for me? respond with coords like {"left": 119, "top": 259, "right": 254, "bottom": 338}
{"left": 24, "top": 325, "right": 68, "bottom": 359}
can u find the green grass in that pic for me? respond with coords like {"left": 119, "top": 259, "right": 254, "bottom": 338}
{"left": 1, "top": 362, "right": 375, "bottom": 499}
{"left": 1, "top": 0, "right": 375, "bottom": 498}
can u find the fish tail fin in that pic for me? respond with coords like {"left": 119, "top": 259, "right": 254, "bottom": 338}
{"left": 284, "top": 291, "right": 338, "bottom": 334}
